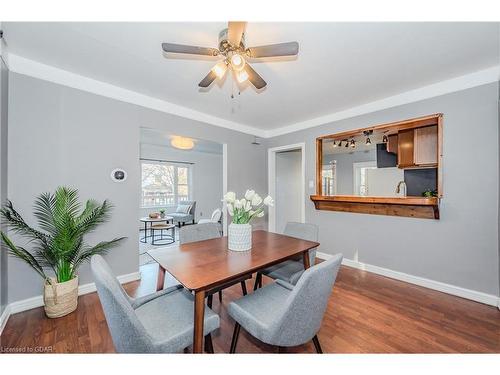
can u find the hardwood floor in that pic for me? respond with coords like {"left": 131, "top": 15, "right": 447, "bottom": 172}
{"left": 1, "top": 263, "right": 499, "bottom": 353}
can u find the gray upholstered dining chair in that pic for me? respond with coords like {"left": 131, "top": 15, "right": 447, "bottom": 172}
{"left": 180, "top": 223, "right": 250, "bottom": 307}
{"left": 228, "top": 253, "right": 343, "bottom": 353}
{"left": 254, "top": 222, "right": 319, "bottom": 289}
{"left": 91, "top": 254, "right": 219, "bottom": 353}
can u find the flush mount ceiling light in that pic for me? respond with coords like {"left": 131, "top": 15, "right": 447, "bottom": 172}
{"left": 171, "top": 136, "right": 194, "bottom": 150}
{"left": 161, "top": 22, "right": 299, "bottom": 90}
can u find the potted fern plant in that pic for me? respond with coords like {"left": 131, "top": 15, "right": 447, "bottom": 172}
{"left": 0, "top": 186, "right": 125, "bottom": 318}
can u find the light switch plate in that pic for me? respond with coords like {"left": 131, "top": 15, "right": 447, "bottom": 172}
{"left": 308, "top": 180, "right": 314, "bottom": 189}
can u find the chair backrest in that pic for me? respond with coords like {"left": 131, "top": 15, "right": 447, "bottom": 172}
{"left": 91, "top": 255, "right": 153, "bottom": 353}
{"left": 284, "top": 222, "right": 319, "bottom": 265}
{"left": 270, "top": 254, "right": 343, "bottom": 346}
{"left": 179, "top": 222, "right": 220, "bottom": 244}
{"left": 211, "top": 208, "right": 222, "bottom": 222}
{"left": 184, "top": 200, "right": 196, "bottom": 215}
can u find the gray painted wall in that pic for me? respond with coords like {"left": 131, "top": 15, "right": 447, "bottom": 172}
{"left": 139, "top": 143, "right": 223, "bottom": 222}
{"left": 0, "top": 57, "right": 8, "bottom": 315}
{"left": 267, "top": 82, "right": 500, "bottom": 296}
{"left": 7, "top": 72, "right": 267, "bottom": 303}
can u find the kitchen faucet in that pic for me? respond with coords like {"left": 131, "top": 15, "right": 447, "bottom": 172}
{"left": 396, "top": 181, "right": 407, "bottom": 197}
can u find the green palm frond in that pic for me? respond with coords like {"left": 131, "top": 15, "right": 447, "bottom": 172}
{"left": 72, "top": 237, "right": 126, "bottom": 270}
{"left": 33, "top": 192, "right": 58, "bottom": 236}
{"left": 75, "top": 200, "right": 112, "bottom": 234}
{"left": 1, "top": 232, "right": 48, "bottom": 281}
{"left": 0, "top": 186, "right": 126, "bottom": 283}
{"left": 1, "top": 200, "right": 51, "bottom": 245}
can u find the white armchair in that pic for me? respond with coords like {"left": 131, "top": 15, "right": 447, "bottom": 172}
{"left": 198, "top": 208, "right": 222, "bottom": 225}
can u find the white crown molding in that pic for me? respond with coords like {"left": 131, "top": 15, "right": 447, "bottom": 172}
{"left": 5, "top": 53, "right": 263, "bottom": 137}
{"left": 4, "top": 53, "right": 499, "bottom": 139}
{"left": 316, "top": 252, "right": 500, "bottom": 308}
{"left": 264, "top": 65, "right": 500, "bottom": 138}
{"left": 0, "top": 271, "right": 140, "bottom": 335}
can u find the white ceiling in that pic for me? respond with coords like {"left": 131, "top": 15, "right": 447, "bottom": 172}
{"left": 3, "top": 22, "right": 499, "bottom": 134}
{"left": 140, "top": 128, "right": 223, "bottom": 155}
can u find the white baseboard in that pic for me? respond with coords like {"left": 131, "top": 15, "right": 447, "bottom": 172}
{"left": 0, "top": 304, "right": 10, "bottom": 335}
{"left": 317, "top": 252, "right": 500, "bottom": 308}
{"left": 0, "top": 271, "right": 141, "bottom": 335}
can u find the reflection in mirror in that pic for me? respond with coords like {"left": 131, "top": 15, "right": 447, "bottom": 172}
{"left": 322, "top": 132, "right": 405, "bottom": 197}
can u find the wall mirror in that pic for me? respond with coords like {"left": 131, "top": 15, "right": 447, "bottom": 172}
{"left": 311, "top": 114, "right": 442, "bottom": 219}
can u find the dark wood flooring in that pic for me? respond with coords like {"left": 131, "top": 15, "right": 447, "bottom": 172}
{"left": 1, "top": 263, "right": 499, "bottom": 353}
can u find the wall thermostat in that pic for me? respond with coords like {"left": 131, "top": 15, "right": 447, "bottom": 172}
{"left": 110, "top": 168, "right": 127, "bottom": 182}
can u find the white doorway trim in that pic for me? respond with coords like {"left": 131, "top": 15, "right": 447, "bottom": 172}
{"left": 268, "top": 143, "right": 306, "bottom": 233}
{"left": 222, "top": 143, "right": 228, "bottom": 236}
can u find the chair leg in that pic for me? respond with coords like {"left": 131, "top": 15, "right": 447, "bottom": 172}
{"left": 253, "top": 273, "right": 262, "bottom": 291}
{"left": 207, "top": 294, "right": 213, "bottom": 309}
{"left": 312, "top": 335, "right": 323, "bottom": 354}
{"left": 240, "top": 280, "right": 248, "bottom": 296}
{"left": 204, "top": 334, "right": 214, "bottom": 354}
{"left": 229, "top": 322, "right": 241, "bottom": 354}
{"left": 218, "top": 290, "right": 223, "bottom": 302}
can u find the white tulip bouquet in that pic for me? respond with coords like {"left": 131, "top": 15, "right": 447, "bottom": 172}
{"left": 223, "top": 190, "right": 274, "bottom": 224}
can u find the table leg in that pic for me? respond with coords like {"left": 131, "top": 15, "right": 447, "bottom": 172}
{"left": 156, "top": 266, "right": 166, "bottom": 291}
{"left": 303, "top": 250, "right": 311, "bottom": 269}
{"left": 140, "top": 221, "right": 147, "bottom": 243}
{"left": 193, "top": 290, "right": 206, "bottom": 353}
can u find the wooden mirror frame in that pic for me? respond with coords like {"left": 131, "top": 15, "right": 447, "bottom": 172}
{"left": 311, "top": 114, "right": 443, "bottom": 219}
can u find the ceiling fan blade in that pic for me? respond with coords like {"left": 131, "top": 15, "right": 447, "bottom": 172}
{"left": 162, "top": 43, "right": 218, "bottom": 56}
{"left": 228, "top": 21, "right": 246, "bottom": 46}
{"left": 198, "top": 70, "right": 217, "bottom": 88}
{"left": 247, "top": 41, "right": 299, "bottom": 58}
{"left": 244, "top": 64, "right": 267, "bottom": 89}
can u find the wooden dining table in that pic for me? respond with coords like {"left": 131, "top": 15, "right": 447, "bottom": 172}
{"left": 148, "top": 230, "right": 320, "bottom": 353}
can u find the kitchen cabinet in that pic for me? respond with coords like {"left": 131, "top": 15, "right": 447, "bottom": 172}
{"left": 397, "top": 125, "right": 438, "bottom": 168}
{"left": 387, "top": 134, "right": 398, "bottom": 153}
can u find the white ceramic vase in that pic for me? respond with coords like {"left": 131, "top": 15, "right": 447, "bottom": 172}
{"left": 228, "top": 223, "right": 252, "bottom": 251}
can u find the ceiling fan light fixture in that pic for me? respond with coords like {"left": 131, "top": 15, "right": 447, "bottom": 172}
{"left": 211, "top": 61, "right": 228, "bottom": 79}
{"left": 236, "top": 69, "right": 249, "bottom": 83}
{"left": 230, "top": 53, "right": 246, "bottom": 71}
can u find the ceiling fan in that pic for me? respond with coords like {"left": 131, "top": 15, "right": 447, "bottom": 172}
{"left": 161, "top": 21, "right": 299, "bottom": 90}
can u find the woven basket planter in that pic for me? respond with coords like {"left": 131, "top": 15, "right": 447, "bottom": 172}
{"left": 43, "top": 276, "right": 79, "bottom": 318}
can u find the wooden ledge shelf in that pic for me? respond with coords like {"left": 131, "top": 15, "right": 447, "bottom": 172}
{"left": 310, "top": 195, "right": 440, "bottom": 219}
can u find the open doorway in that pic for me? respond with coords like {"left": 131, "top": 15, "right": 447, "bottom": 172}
{"left": 268, "top": 143, "right": 305, "bottom": 233}
{"left": 139, "top": 128, "right": 225, "bottom": 266}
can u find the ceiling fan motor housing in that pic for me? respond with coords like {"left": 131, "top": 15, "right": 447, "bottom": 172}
{"left": 218, "top": 28, "right": 246, "bottom": 53}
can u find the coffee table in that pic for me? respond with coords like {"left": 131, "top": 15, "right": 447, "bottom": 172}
{"left": 139, "top": 216, "right": 174, "bottom": 243}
